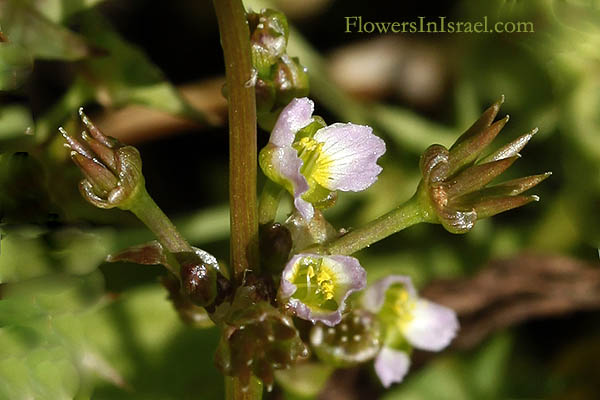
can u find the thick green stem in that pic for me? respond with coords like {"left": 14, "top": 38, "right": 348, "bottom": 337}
{"left": 324, "top": 191, "right": 434, "bottom": 256}
{"left": 214, "top": 0, "right": 262, "bottom": 399}
{"left": 214, "top": 0, "right": 259, "bottom": 281}
{"left": 258, "top": 180, "right": 283, "bottom": 225}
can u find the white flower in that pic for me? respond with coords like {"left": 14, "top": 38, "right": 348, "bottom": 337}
{"left": 362, "top": 275, "right": 459, "bottom": 387}
{"left": 279, "top": 253, "right": 367, "bottom": 326}
{"left": 260, "top": 97, "right": 386, "bottom": 220}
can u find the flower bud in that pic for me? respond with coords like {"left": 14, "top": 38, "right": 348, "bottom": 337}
{"left": 260, "top": 223, "right": 292, "bottom": 274}
{"left": 178, "top": 251, "right": 218, "bottom": 307}
{"left": 248, "top": 9, "right": 289, "bottom": 78}
{"left": 247, "top": 9, "right": 309, "bottom": 132}
{"left": 272, "top": 55, "right": 309, "bottom": 108}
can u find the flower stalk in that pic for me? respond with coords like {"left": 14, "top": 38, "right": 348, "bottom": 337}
{"left": 128, "top": 188, "right": 192, "bottom": 254}
{"left": 323, "top": 193, "right": 433, "bottom": 256}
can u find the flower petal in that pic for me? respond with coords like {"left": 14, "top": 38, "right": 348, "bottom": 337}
{"left": 270, "top": 97, "right": 314, "bottom": 147}
{"left": 269, "top": 146, "right": 314, "bottom": 220}
{"left": 280, "top": 254, "right": 367, "bottom": 327}
{"left": 312, "top": 123, "right": 385, "bottom": 191}
{"left": 362, "top": 275, "right": 417, "bottom": 314}
{"left": 374, "top": 347, "right": 411, "bottom": 388}
{"left": 402, "top": 299, "right": 459, "bottom": 351}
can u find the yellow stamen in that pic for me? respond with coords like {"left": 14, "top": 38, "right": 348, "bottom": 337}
{"left": 316, "top": 268, "right": 335, "bottom": 300}
{"left": 392, "top": 288, "right": 415, "bottom": 329}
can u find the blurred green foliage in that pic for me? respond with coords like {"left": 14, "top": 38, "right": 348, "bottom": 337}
{"left": 1, "top": 0, "right": 599, "bottom": 398}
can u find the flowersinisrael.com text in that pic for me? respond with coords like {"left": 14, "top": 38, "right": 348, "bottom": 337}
{"left": 345, "top": 16, "right": 534, "bottom": 34}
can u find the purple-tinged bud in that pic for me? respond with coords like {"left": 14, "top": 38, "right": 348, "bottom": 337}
{"left": 247, "top": 9, "right": 309, "bottom": 132}
{"left": 178, "top": 251, "right": 218, "bottom": 307}
{"left": 273, "top": 55, "right": 309, "bottom": 108}
{"left": 416, "top": 97, "right": 550, "bottom": 233}
{"left": 248, "top": 8, "right": 289, "bottom": 78}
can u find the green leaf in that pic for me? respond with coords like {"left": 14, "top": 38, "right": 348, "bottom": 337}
{"left": 369, "top": 104, "right": 457, "bottom": 153}
{"left": 0, "top": 105, "right": 33, "bottom": 139}
{"left": 34, "top": 0, "right": 106, "bottom": 23}
{"left": 82, "top": 285, "right": 224, "bottom": 400}
{"left": 467, "top": 334, "right": 512, "bottom": 398}
{"left": 77, "top": 12, "right": 204, "bottom": 120}
{"left": 275, "top": 362, "right": 334, "bottom": 398}
{"left": 0, "top": 272, "right": 106, "bottom": 399}
{"left": 382, "top": 334, "right": 514, "bottom": 400}
{"left": 382, "top": 357, "right": 470, "bottom": 400}
{"left": 0, "top": 43, "right": 33, "bottom": 90}
{"left": 0, "top": 0, "right": 93, "bottom": 61}
{"left": 0, "top": 225, "right": 110, "bottom": 282}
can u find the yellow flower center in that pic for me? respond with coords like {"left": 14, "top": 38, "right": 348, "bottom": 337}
{"left": 293, "top": 137, "right": 333, "bottom": 189}
{"left": 380, "top": 286, "right": 416, "bottom": 332}
{"left": 292, "top": 257, "right": 338, "bottom": 309}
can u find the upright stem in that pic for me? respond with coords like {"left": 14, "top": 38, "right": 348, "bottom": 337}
{"left": 214, "top": 0, "right": 259, "bottom": 281}
{"left": 324, "top": 193, "right": 431, "bottom": 256}
{"left": 214, "top": 1, "right": 262, "bottom": 399}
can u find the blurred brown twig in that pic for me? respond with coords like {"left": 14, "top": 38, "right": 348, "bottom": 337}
{"left": 423, "top": 253, "right": 600, "bottom": 349}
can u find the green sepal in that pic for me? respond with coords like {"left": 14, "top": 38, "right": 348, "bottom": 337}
{"left": 259, "top": 144, "right": 295, "bottom": 195}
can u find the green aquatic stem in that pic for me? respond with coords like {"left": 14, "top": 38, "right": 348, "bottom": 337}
{"left": 324, "top": 187, "right": 436, "bottom": 256}
{"left": 258, "top": 180, "right": 283, "bottom": 225}
{"left": 214, "top": 0, "right": 262, "bottom": 398}
{"left": 214, "top": 0, "right": 259, "bottom": 282}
